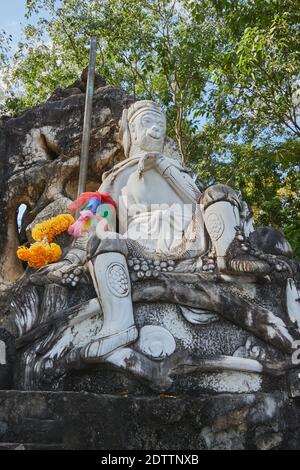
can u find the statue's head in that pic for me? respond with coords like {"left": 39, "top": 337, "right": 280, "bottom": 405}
{"left": 119, "top": 100, "right": 166, "bottom": 157}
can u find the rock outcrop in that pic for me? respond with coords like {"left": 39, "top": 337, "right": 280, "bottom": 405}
{"left": 0, "top": 390, "right": 300, "bottom": 450}
{"left": 0, "top": 82, "right": 133, "bottom": 314}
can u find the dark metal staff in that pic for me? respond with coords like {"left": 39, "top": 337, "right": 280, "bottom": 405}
{"left": 77, "top": 37, "right": 97, "bottom": 198}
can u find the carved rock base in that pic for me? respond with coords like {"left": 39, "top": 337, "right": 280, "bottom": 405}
{"left": 0, "top": 390, "right": 300, "bottom": 450}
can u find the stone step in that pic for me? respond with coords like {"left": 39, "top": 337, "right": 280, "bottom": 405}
{"left": 0, "top": 390, "right": 299, "bottom": 449}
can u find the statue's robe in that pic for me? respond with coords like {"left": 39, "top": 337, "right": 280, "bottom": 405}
{"left": 98, "top": 155, "right": 208, "bottom": 258}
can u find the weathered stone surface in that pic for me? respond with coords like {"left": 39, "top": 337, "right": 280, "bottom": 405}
{"left": 0, "top": 390, "right": 299, "bottom": 450}
{"left": 0, "top": 84, "right": 134, "bottom": 307}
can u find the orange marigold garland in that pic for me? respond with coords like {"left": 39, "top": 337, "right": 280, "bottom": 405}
{"left": 32, "top": 214, "right": 74, "bottom": 242}
{"left": 17, "top": 213, "right": 74, "bottom": 269}
{"left": 17, "top": 242, "right": 62, "bottom": 269}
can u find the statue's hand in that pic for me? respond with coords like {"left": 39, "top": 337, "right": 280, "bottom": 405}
{"left": 29, "top": 259, "right": 85, "bottom": 287}
{"left": 138, "top": 152, "right": 162, "bottom": 178}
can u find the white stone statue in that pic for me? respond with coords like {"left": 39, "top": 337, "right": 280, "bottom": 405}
{"left": 18, "top": 100, "right": 300, "bottom": 392}
{"left": 64, "top": 100, "right": 266, "bottom": 361}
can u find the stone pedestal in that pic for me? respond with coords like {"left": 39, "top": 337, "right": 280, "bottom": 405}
{"left": 0, "top": 390, "right": 299, "bottom": 450}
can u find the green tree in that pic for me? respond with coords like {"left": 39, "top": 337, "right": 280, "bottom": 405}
{"left": 0, "top": 30, "right": 12, "bottom": 105}
{"left": 187, "top": 0, "right": 300, "bottom": 256}
{"left": 4, "top": 0, "right": 216, "bottom": 162}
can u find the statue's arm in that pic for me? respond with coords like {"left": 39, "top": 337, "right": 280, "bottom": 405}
{"left": 138, "top": 152, "right": 200, "bottom": 204}
{"left": 160, "top": 163, "right": 200, "bottom": 204}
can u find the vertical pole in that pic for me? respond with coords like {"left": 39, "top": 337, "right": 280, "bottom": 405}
{"left": 77, "top": 37, "right": 97, "bottom": 198}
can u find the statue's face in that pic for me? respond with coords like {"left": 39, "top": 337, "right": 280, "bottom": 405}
{"left": 130, "top": 110, "right": 166, "bottom": 152}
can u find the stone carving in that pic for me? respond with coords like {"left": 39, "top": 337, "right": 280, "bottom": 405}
{"left": 205, "top": 212, "right": 225, "bottom": 241}
{"left": 286, "top": 278, "right": 300, "bottom": 328}
{"left": 6, "top": 96, "right": 300, "bottom": 396}
{"left": 136, "top": 325, "right": 176, "bottom": 360}
{"left": 106, "top": 262, "right": 130, "bottom": 297}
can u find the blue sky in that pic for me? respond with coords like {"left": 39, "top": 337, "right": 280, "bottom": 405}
{"left": 0, "top": 1, "right": 26, "bottom": 43}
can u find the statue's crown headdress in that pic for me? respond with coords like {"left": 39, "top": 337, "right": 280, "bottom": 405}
{"left": 127, "top": 100, "right": 164, "bottom": 123}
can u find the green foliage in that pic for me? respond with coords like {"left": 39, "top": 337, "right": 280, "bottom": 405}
{"left": 0, "top": 0, "right": 299, "bottom": 256}
{"left": 0, "top": 30, "right": 12, "bottom": 108}
{"left": 0, "top": 30, "right": 11, "bottom": 66}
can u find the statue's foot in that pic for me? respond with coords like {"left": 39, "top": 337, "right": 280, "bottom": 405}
{"left": 80, "top": 325, "right": 138, "bottom": 362}
{"left": 218, "top": 256, "right": 270, "bottom": 276}
{"left": 228, "top": 257, "right": 271, "bottom": 275}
